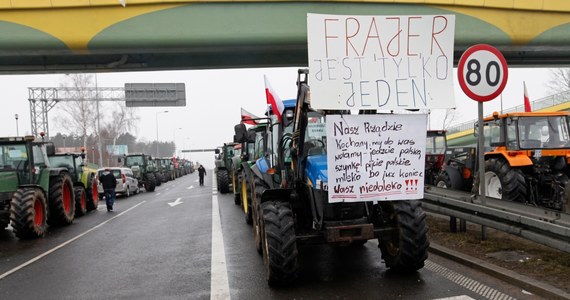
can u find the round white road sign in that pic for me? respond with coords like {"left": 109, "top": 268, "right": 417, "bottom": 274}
{"left": 457, "top": 44, "right": 508, "bottom": 102}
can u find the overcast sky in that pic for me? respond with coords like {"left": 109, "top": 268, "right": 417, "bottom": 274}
{"left": 0, "top": 66, "right": 556, "bottom": 168}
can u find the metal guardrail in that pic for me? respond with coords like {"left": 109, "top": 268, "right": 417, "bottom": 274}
{"left": 423, "top": 186, "right": 570, "bottom": 253}
{"left": 447, "top": 90, "right": 570, "bottom": 134}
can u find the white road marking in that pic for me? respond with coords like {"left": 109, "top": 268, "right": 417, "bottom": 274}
{"left": 168, "top": 197, "right": 183, "bottom": 207}
{"left": 186, "top": 185, "right": 195, "bottom": 190}
{"left": 210, "top": 173, "right": 230, "bottom": 300}
{"left": 0, "top": 201, "right": 146, "bottom": 280}
{"left": 433, "top": 296, "right": 475, "bottom": 300}
{"left": 425, "top": 260, "right": 515, "bottom": 300}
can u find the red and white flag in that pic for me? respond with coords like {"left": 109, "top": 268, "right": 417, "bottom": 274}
{"left": 241, "top": 107, "right": 259, "bottom": 125}
{"left": 524, "top": 81, "right": 531, "bottom": 112}
{"left": 264, "top": 75, "right": 284, "bottom": 121}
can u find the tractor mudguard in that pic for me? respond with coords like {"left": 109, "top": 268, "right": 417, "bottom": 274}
{"left": 442, "top": 165, "right": 466, "bottom": 190}
{"left": 49, "top": 168, "right": 68, "bottom": 177}
{"left": 490, "top": 152, "right": 533, "bottom": 167}
{"left": 260, "top": 188, "right": 292, "bottom": 204}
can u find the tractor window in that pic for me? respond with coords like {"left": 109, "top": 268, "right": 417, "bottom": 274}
{"left": 126, "top": 156, "right": 144, "bottom": 166}
{"left": 426, "top": 134, "right": 446, "bottom": 154}
{"left": 483, "top": 122, "right": 502, "bottom": 151}
{"left": 0, "top": 144, "right": 27, "bottom": 169}
{"left": 304, "top": 111, "right": 327, "bottom": 156}
{"left": 518, "top": 116, "right": 570, "bottom": 149}
{"left": 254, "top": 131, "right": 264, "bottom": 160}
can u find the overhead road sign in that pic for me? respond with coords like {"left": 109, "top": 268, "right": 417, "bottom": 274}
{"left": 124, "top": 83, "right": 186, "bottom": 107}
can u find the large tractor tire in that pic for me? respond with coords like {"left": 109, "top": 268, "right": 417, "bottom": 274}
{"left": 218, "top": 169, "right": 230, "bottom": 194}
{"left": 10, "top": 187, "right": 48, "bottom": 239}
{"left": 86, "top": 174, "right": 99, "bottom": 211}
{"left": 241, "top": 175, "right": 253, "bottom": 225}
{"left": 154, "top": 173, "right": 163, "bottom": 186}
{"left": 261, "top": 201, "right": 299, "bottom": 286}
{"left": 378, "top": 200, "right": 429, "bottom": 272}
{"left": 234, "top": 173, "right": 241, "bottom": 205}
{"left": 233, "top": 172, "right": 241, "bottom": 205}
{"left": 74, "top": 187, "right": 88, "bottom": 218}
{"left": 48, "top": 173, "right": 75, "bottom": 226}
{"left": 253, "top": 176, "right": 269, "bottom": 254}
{"left": 144, "top": 173, "right": 156, "bottom": 192}
{"left": 484, "top": 158, "right": 527, "bottom": 202}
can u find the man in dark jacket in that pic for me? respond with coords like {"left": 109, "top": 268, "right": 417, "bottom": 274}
{"left": 99, "top": 169, "right": 117, "bottom": 212}
{"left": 197, "top": 165, "right": 206, "bottom": 186}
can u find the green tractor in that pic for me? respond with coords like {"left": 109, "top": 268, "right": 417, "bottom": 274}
{"left": 0, "top": 135, "right": 76, "bottom": 239}
{"left": 122, "top": 153, "right": 157, "bottom": 192}
{"left": 48, "top": 147, "right": 100, "bottom": 217}
{"left": 233, "top": 121, "right": 268, "bottom": 225}
{"left": 214, "top": 143, "right": 237, "bottom": 194}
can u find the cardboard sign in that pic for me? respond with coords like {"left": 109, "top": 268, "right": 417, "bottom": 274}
{"left": 326, "top": 114, "right": 427, "bottom": 202}
{"left": 307, "top": 13, "right": 455, "bottom": 110}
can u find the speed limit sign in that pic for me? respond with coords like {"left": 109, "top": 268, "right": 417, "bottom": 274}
{"left": 457, "top": 44, "right": 508, "bottom": 102}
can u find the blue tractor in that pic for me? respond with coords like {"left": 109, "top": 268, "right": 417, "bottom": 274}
{"left": 234, "top": 69, "right": 430, "bottom": 286}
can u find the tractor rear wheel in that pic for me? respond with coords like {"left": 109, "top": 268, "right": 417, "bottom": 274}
{"left": 10, "top": 187, "right": 48, "bottom": 239}
{"left": 74, "top": 187, "right": 87, "bottom": 217}
{"left": 86, "top": 174, "right": 99, "bottom": 211}
{"left": 144, "top": 173, "right": 156, "bottom": 192}
{"left": 484, "top": 158, "right": 527, "bottom": 202}
{"left": 218, "top": 169, "right": 230, "bottom": 194}
{"left": 378, "top": 200, "right": 429, "bottom": 272}
{"left": 261, "top": 200, "right": 298, "bottom": 286}
{"left": 253, "top": 176, "right": 269, "bottom": 254}
{"left": 48, "top": 173, "right": 75, "bottom": 226}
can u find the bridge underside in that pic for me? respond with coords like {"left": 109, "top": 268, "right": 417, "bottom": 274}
{"left": 1, "top": 2, "right": 570, "bottom": 74}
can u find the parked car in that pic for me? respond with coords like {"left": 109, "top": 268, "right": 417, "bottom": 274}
{"left": 97, "top": 167, "right": 139, "bottom": 199}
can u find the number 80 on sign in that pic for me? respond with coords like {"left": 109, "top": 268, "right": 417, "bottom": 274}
{"left": 457, "top": 44, "right": 508, "bottom": 102}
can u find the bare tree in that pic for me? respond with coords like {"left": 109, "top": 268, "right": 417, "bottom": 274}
{"left": 54, "top": 74, "right": 98, "bottom": 148}
{"left": 441, "top": 108, "right": 458, "bottom": 130}
{"left": 546, "top": 68, "right": 570, "bottom": 94}
{"left": 102, "top": 102, "right": 139, "bottom": 150}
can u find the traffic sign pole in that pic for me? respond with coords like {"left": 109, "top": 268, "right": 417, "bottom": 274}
{"left": 458, "top": 44, "right": 509, "bottom": 241}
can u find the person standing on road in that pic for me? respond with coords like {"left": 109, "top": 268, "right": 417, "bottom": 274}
{"left": 99, "top": 168, "right": 117, "bottom": 212}
{"left": 198, "top": 165, "right": 206, "bottom": 186}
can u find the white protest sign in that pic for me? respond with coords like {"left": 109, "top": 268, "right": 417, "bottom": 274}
{"left": 307, "top": 13, "right": 455, "bottom": 110}
{"left": 326, "top": 114, "right": 427, "bottom": 202}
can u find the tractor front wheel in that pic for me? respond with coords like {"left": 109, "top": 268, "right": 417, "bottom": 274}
{"left": 10, "top": 187, "right": 48, "bottom": 239}
{"left": 261, "top": 201, "right": 298, "bottom": 286}
{"left": 218, "top": 169, "right": 230, "bottom": 194}
{"left": 48, "top": 173, "right": 75, "bottom": 226}
{"left": 144, "top": 173, "right": 156, "bottom": 192}
{"left": 86, "top": 174, "right": 99, "bottom": 211}
{"left": 253, "top": 176, "right": 269, "bottom": 254}
{"left": 435, "top": 171, "right": 452, "bottom": 189}
{"left": 484, "top": 158, "right": 527, "bottom": 202}
{"left": 378, "top": 200, "right": 429, "bottom": 272}
{"left": 74, "top": 187, "right": 87, "bottom": 217}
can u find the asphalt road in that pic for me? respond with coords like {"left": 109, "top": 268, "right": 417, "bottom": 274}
{"left": 0, "top": 171, "right": 543, "bottom": 300}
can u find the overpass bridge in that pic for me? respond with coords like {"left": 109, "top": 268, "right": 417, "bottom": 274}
{"left": 0, "top": 0, "right": 570, "bottom": 74}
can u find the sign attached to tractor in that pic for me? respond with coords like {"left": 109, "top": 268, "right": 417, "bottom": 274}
{"left": 307, "top": 13, "right": 456, "bottom": 110}
{"left": 325, "top": 114, "right": 427, "bottom": 202}
{"left": 457, "top": 44, "right": 508, "bottom": 102}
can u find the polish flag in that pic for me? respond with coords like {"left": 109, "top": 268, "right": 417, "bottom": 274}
{"left": 241, "top": 107, "right": 259, "bottom": 125}
{"left": 524, "top": 81, "right": 531, "bottom": 112}
{"left": 264, "top": 75, "right": 284, "bottom": 121}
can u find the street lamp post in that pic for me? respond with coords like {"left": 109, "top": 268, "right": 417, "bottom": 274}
{"left": 14, "top": 114, "right": 19, "bottom": 136}
{"left": 173, "top": 127, "right": 182, "bottom": 156}
{"left": 155, "top": 110, "right": 169, "bottom": 157}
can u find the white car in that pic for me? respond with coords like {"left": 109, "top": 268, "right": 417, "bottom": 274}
{"left": 97, "top": 167, "right": 139, "bottom": 199}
